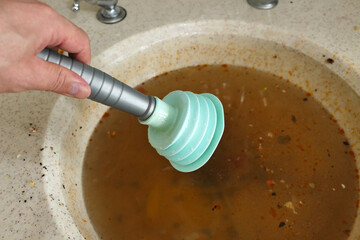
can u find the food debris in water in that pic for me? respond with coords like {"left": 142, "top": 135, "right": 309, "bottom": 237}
{"left": 279, "top": 222, "right": 286, "bottom": 228}
{"left": 266, "top": 180, "right": 276, "bottom": 186}
{"left": 278, "top": 135, "right": 291, "bottom": 144}
{"left": 262, "top": 97, "right": 268, "bottom": 107}
{"left": 212, "top": 205, "right": 221, "bottom": 211}
{"left": 284, "top": 201, "right": 297, "bottom": 214}
{"left": 107, "top": 131, "right": 116, "bottom": 137}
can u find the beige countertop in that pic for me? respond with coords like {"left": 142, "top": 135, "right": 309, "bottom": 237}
{"left": 0, "top": 0, "right": 359, "bottom": 239}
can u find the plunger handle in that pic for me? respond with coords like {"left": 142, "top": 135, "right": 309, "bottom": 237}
{"left": 37, "top": 48, "right": 155, "bottom": 121}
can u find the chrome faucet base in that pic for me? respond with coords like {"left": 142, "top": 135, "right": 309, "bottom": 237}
{"left": 97, "top": 6, "right": 126, "bottom": 24}
{"left": 247, "top": 0, "right": 278, "bottom": 10}
{"left": 71, "top": 0, "right": 126, "bottom": 24}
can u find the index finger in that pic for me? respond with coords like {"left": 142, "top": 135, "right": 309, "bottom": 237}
{"left": 41, "top": 7, "right": 91, "bottom": 64}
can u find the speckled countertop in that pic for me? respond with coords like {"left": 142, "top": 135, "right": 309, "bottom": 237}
{"left": 0, "top": 0, "right": 359, "bottom": 239}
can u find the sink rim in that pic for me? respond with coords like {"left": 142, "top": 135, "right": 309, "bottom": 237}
{"left": 41, "top": 19, "right": 360, "bottom": 239}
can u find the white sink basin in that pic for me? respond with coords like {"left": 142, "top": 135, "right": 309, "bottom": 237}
{"left": 38, "top": 20, "right": 360, "bottom": 239}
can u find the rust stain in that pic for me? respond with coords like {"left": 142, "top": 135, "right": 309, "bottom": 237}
{"left": 102, "top": 112, "right": 110, "bottom": 119}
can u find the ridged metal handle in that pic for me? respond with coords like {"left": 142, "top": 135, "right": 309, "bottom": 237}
{"left": 37, "top": 48, "right": 155, "bottom": 120}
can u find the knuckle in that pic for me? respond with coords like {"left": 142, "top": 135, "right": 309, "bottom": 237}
{"left": 50, "top": 67, "right": 68, "bottom": 92}
{"left": 37, "top": 2, "right": 56, "bottom": 19}
{"left": 37, "top": 2, "right": 53, "bottom": 12}
{"left": 76, "top": 27, "right": 91, "bottom": 47}
{"left": 84, "top": 33, "right": 91, "bottom": 46}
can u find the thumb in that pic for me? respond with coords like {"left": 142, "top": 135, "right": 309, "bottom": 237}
{"left": 32, "top": 58, "right": 91, "bottom": 98}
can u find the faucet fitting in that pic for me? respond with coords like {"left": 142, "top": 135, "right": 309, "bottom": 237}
{"left": 72, "top": 0, "right": 126, "bottom": 24}
{"left": 247, "top": 0, "right": 278, "bottom": 10}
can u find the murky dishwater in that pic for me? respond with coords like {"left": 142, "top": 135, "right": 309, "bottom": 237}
{"left": 83, "top": 65, "right": 358, "bottom": 240}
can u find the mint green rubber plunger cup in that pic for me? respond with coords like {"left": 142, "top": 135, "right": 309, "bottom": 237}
{"left": 140, "top": 91, "right": 225, "bottom": 172}
{"left": 37, "top": 48, "right": 225, "bottom": 172}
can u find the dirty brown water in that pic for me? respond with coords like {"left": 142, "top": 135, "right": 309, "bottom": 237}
{"left": 82, "top": 65, "right": 358, "bottom": 240}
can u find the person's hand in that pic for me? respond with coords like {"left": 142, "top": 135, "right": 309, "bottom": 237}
{"left": 0, "top": 0, "right": 91, "bottom": 98}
